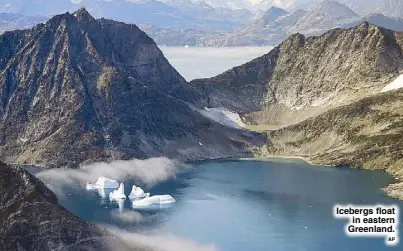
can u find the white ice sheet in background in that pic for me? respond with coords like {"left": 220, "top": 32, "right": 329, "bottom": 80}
{"left": 381, "top": 75, "right": 403, "bottom": 92}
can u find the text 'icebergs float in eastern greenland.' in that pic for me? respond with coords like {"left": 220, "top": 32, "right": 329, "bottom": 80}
{"left": 86, "top": 177, "right": 119, "bottom": 189}
{"left": 109, "top": 183, "right": 127, "bottom": 200}
{"left": 128, "top": 185, "right": 149, "bottom": 199}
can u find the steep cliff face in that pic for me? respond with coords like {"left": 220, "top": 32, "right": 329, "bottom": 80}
{"left": 0, "top": 8, "right": 262, "bottom": 168}
{"left": 191, "top": 22, "right": 403, "bottom": 126}
{"left": 0, "top": 161, "right": 137, "bottom": 251}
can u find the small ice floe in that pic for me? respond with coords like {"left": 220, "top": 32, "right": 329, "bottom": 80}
{"left": 109, "top": 183, "right": 127, "bottom": 200}
{"left": 86, "top": 177, "right": 119, "bottom": 189}
{"left": 128, "top": 185, "right": 149, "bottom": 200}
{"left": 132, "top": 194, "right": 176, "bottom": 208}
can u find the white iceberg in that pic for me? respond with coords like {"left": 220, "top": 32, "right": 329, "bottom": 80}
{"left": 86, "top": 177, "right": 119, "bottom": 189}
{"left": 132, "top": 194, "right": 176, "bottom": 208}
{"left": 128, "top": 185, "right": 149, "bottom": 199}
{"left": 109, "top": 183, "right": 127, "bottom": 200}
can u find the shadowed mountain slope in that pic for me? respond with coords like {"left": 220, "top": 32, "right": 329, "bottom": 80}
{"left": 0, "top": 8, "right": 263, "bottom": 168}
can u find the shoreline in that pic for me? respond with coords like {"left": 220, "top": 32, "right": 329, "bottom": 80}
{"left": 13, "top": 152, "right": 403, "bottom": 201}
{"left": 239, "top": 155, "right": 313, "bottom": 165}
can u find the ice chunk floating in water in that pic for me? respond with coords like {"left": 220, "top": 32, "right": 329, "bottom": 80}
{"left": 132, "top": 195, "right": 176, "bottom": 208}
{"left": 128, "top": 185, "right": 149, "bottom": 199}
{"left": 86, "top": 177, "right": 119, "bottom": 189}
{"left": 109, "top": 183, "right": 127, "bottom": 200}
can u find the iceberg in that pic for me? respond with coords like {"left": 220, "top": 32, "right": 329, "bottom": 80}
{"left": 132, "top": 194, "right": 176, "bottom": 208}
{"left": 109, "top": 183, "right": 127, "bottom": 200}
{"left": 86, "top": 177, "right": 119, "bottom": 189}
{"left": 128, "top": 185, "right": 149, "bottom": 199}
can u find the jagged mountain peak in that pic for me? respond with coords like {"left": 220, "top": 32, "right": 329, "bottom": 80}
{"left": 246, "top": 6, "right": 288, "bottom": 30}
{"left": 73, "top": 6, "right": 96, "bottom": 23}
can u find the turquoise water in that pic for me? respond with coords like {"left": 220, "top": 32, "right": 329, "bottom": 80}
{"left": 54, "top": 160, "right": 402, "bottom": 250}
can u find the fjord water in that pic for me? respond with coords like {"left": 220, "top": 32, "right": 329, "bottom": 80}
{"left": 57, "top": 160, "right": 402, "bottom": 251}
{"left": 160, "top": 46, "right": 274, "bottom": 81}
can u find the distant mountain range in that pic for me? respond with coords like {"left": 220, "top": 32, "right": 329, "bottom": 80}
{"left": 1, "top": 0, "right": 402, "bottom": 40}
{"left": 162, "top": 0, "right": 401, "bottom": 17}
{"left": 0, "top": 0, "right": 252, "bottom": 32}
{"left": 0, "top": 12, "right": 48, "bottom": 34}
{"left": 140, "top": 1, "right": 403, "bottom": 46}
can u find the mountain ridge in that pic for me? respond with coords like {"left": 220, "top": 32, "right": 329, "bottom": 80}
{"left": 191, "top": 21, "right": 403, "bottom": 125}
{"left": 189, "top": 21, "right": 403, "bottom": 199}
{"left": 0, "top": 8, "right": 263, "bottom": 168}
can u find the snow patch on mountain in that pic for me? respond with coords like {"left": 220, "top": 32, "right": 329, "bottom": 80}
{"left": 199, "top": 107, "right": 246, "bottom": 129}
{"left": 381, "top": 75, "right": 403, "bottom": 92}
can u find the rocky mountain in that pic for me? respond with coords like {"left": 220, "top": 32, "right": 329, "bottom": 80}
{"left": 189, "top": 22, "right": 403, "bottom": 198}
{"left": 0, "top": 161, "right": 138, "bottom": 250}
{"left": 190, "top": 22, "right": 403, "bottom": 125}
{"left": 337, "top": 0, "right": 385, "bottom": 15}
{"left": 289, "top": 0, "right": 359, "bottom": 36}
{"left": 0, "top": 8, "right": 263, "bottom": 168}
{"left": 245, "top": 7, "right": 289, "bottom": 30}
{"left": 0, "top": 12, "right": 48, "bottom": 34}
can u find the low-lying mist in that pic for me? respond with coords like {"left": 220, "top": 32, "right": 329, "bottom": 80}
{"left": 105, "top": 226, "right": 218, "bottom": 251}
{"left": 34, "top": 157, "right": 187, "bottom": 197}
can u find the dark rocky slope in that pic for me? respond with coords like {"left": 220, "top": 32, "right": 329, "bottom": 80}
{"left": 191, "top": 22, "right": 403, "bottom": 126}
{"left": 0, "top": 8, "right": 263, "bottom": 168}
{"left": 0, "top": 161, "right": 139, "bottom": 251}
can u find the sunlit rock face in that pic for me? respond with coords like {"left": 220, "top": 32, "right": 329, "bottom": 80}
{"left": 191, "top": 22, "right": 403, "bottom": 125}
